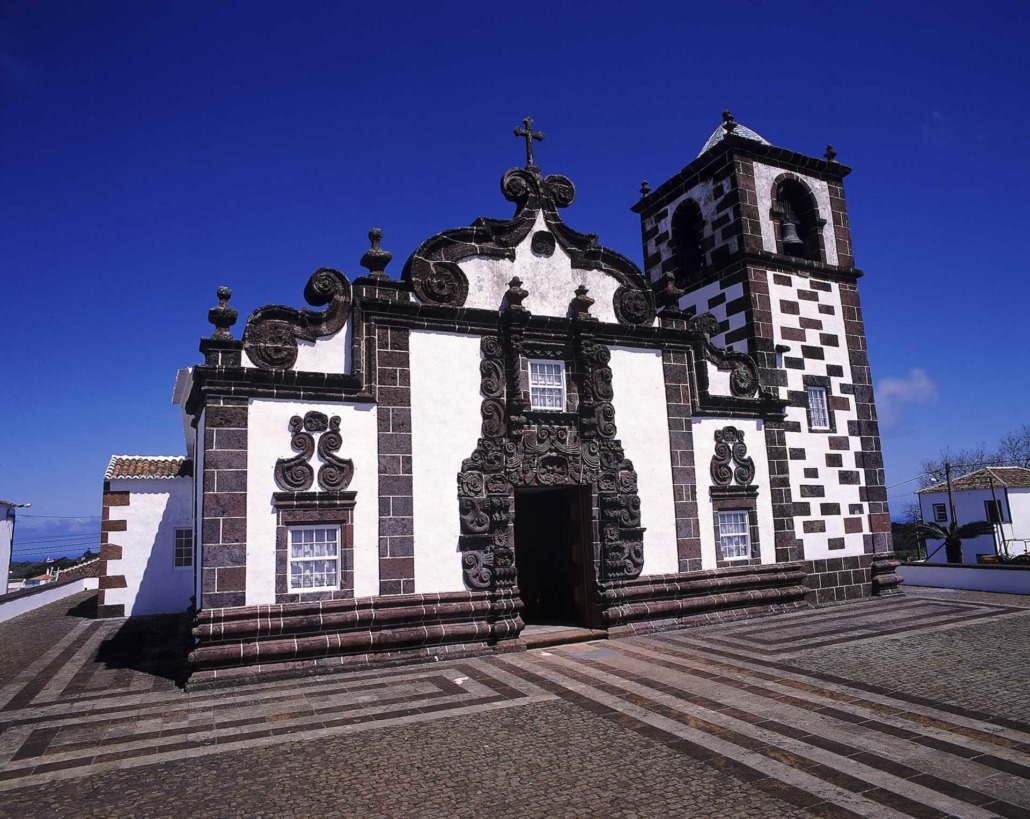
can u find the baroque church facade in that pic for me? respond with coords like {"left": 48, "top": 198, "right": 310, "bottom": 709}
{"left": 99, "top": 114, "right": 900, "bottom": 684}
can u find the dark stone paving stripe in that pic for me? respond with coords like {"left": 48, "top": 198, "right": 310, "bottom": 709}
{"left": 608, "top": 646, "right": 1030, "bottom": 808}
{"left": 0, "top": 692, "right": 512, "bottom": 783}
{"left": 4, "top": 671, "right": 447, "bottom": 731}
{"left": 498, "top": 658, "right": 864, "bottom": 819}
{"left": 3, "top": 626, "right": 103, "bottom": 711}
{"left": 24, "top": 675, "right": 484, "bottom": 762}
{"left": 719, "top": 603, "right": 973, "bottom": 646}
{"left": 626, "top": 640, "right": 1030, "bottom": 770}
{"left": 451, "top": 663, "right": 529, "bottom": 701}
{"left": 651, "top": 632, "right": 1030, "bottom": 735}
{"left": 10, "top": 727, "right": 60, "bottom": 761}
{"left": 724, "top": 600, "right": 966, "bottom": 640}
{"left": 550, "top": 652, "right": 958, "bottom": 819}
{"left": 697, "top": 607, "right": 1022, "bottom": 656}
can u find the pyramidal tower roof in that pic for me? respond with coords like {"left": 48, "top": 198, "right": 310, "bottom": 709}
{"left": 697, "top": 111, "right": 770, "bottom": 157}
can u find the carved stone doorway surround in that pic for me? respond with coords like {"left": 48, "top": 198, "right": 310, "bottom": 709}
{"left": 456, "top": 305, "right": 646, "bottom": 631}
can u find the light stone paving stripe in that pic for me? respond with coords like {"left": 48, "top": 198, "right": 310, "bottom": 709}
{"left": 560, "top": 644, "right": 1030, "bottom": 812}
{"left": 614, "top": 639, "right": 1030, "bottom": 754}
{"left": 0, "top": 620, "right": 95, "bottom": 711}
{"left": 33, "top": 625, "right": 118, "bottom": 705}
{"left": 646, "top": 632, "right": 1030, "bottom": 743}
{"left": 718, "top": 603, "right": 976, "bottom": 645}
{"left": 0, "top": 693, "right": 556, "bottom": 793}
{"left": 498, "top": 654, "right": 918, "bottom": 819}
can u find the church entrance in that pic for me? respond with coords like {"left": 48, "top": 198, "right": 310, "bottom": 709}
{"left": 513, "top": 486, "right": 595, "bottom": 628}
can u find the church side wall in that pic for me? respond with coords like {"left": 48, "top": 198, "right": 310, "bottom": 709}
{"left": 245, "top": 399, "right": 380, "bottom": 605}
{"left": 409, "top": 330, "right": 483, "bottom": 594}
{"left": 607, "top": 346, "right": 679, "bottom": 576}
{"left": 691, "top": 417, "right": 776, "bottom": 569}
{"left": 103, "top": 478, "right": 193, "bottom": 617}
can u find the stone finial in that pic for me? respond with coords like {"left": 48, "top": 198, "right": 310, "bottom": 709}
{"left": 639, "top": 180, "right": 651, "bottom": 197}
{"left": 571, "top": 284, "right": 594, "bottom": 316}
{"left": 722, "top": 110, "right": 738, "bottom": 134}
{"left": 514, "top": 116, "right": 544, "bottom": 171}
{"left": 505, "top": 276, "right": 528, "bottom": 310}
{"left": 655, "top": 272, "right": 684, "bottom": 315}
{"left": 824, "top": 144, "right": 838, "bottom": 162}
{"left": 360, "top": 227, "right": 392, "bottom": 280}
{"left": 208, "top": 286, "right": 238, "bottom": 339}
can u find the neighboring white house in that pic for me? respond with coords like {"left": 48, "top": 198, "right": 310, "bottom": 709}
{"left": 1, "top": 500, "right": 28, "bottom": 596}
{"left": 916, "top": 467, "right": 1030, "bottom": 563}
{"left": 99, "top": 456, "right": 194, "bottom": 617}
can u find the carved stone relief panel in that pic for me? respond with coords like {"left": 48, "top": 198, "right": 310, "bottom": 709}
{"left": 274, "top": 411, "right": 354, "bottom": 493}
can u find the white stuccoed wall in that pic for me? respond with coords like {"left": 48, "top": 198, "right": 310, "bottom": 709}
{"left": 106, "top": 478, "right": 194, "bottom": 616}
{"left": 459, "top": 213, "right": 643, "bottom": 325}
{"left": 691, "top": 417, "right": 776, "bottom": 569}
{"left": 409, "top": 331, "right": 483, "bottom": 594}
{"left": 607, "top": 346, "right": 679, "bottom": 576}
{"left": 752, "top": 163, "right": 838, "bottom": 266}
{"left": 918, "top": 487, "right": 1030, "bottom": 562}
{"left": 246, "top": 399, "right": 379, "bottom": 604}
{"left": 242, "top": 319, "right": 352, "bottom": 374}
{"left": 0, "top": 511, "right": 12, "bottom": 596}
{"left": 767, "top": 274, "right": 865, "bottom": 558}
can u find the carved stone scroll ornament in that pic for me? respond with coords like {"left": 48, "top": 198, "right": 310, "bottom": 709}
{"left": 688, "top": 312, "right": 763, "bottom": 399}
{"left": 317, "top": 416, "right": 354, "bottom": 491}
{"left": 274, "top": 411, "right": 354, "bottom": 493}
{"left": 710, "top": 426, "right": 756, "bottom": 487}
{"left": 274, "top": 416, "right": 315, "bottom": 491}
{"left": 243, "top": 268, "right": 352, "bottom": 370}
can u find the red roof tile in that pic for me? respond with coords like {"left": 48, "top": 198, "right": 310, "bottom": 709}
{"left": 917, "top": 467, "right": 1030, "bottom": 494}
{"left": 105, "top": 456, "right": 193, "bottom": 480}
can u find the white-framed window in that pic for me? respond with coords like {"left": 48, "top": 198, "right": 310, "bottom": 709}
{"left": 932, "top": 503, "right": 948, "bottom": 523}
{"left": 717, "top": 511, "right": 751, "bottom": 560}
{"left": 806, "top": 386, "right": 830, "bottom": 430}
{"left": 528, "top": 360, "right": 565, "bottom": 411}
{"left": 174, "top": 528, "right": 193, "bottom": 568}
{"left": 288, "top": 525, "right": 340, "bottom": 591}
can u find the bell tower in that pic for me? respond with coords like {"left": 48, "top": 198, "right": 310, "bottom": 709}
{"left": 633, "top": 112, "right": 891, "bottom": 576}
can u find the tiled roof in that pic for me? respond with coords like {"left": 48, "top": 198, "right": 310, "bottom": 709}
{"left": 917, "top": 467, "right": 1030, "bottom": 494}
{"left": 105, "top": 456, "right": 193, "bottom": 480}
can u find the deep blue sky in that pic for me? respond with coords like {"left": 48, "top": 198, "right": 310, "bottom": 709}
{"left": 3, "top": 1, "right": 1028, "bottom": 560}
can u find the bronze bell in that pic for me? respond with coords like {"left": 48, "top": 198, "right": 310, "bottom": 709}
{"left": 781, "top": 220, "right": 805, "bottom": 252}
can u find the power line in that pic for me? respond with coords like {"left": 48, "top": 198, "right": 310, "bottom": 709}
{"left": 17, "top": 514, "right": 101, "bottom": 520}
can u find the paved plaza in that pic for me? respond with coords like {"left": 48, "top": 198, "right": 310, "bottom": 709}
{"left": 1, "top": 588, "right": 1029, "bottom": 818}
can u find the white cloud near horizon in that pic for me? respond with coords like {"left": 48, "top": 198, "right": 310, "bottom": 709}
{"left": 876, "top": 369, "right": 938, "bottom": 432}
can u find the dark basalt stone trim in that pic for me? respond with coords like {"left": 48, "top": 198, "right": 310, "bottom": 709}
{"left": 709, "top": 485, "right": 759, "bottom": 499}
{"left": 401, "top": 166, "right": 654, "bottom": 324}
{"left": 189, "top": 587, "right": 524, "bottom": 678}
{"left": 633, "top": 136, "right": 851, "bottom": 216}
{"left": 272, "top": 491, "right": 358, "bottom": 511}
{"left": 242, "top": 269, "right": 353, "bottom": 371}
{"left": 185, "top": 366, "right": 371, "bottom": 418}
{"left": 600, "top": 561, "right": 808, "bottom": 632}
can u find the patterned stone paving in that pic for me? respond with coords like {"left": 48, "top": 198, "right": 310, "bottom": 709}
{"left": 1, "top": 588, "right": 1028, "bottom": 817}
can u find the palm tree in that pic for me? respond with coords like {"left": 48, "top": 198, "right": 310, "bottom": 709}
{"left": 908, "top": 520, "right": 996, "bottom": 564}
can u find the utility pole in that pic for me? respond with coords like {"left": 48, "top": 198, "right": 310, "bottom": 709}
{"left": 945, "top": 461, "right": 958, "bottom": 525}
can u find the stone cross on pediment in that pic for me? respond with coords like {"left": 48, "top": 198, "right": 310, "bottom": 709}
{"left": 514, "top": 116, "right": 544, "bottom": 171}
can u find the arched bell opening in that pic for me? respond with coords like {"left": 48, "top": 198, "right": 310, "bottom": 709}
{"left": 668, "top": 198, "right": 707, "bottom": 287}
{"left": 771, "top": 177, "right": 826, "bottom": 263}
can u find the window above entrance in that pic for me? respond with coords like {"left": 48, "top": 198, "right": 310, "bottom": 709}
{"left": 529, "top": 360, "right": 565, "bottom": 411}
